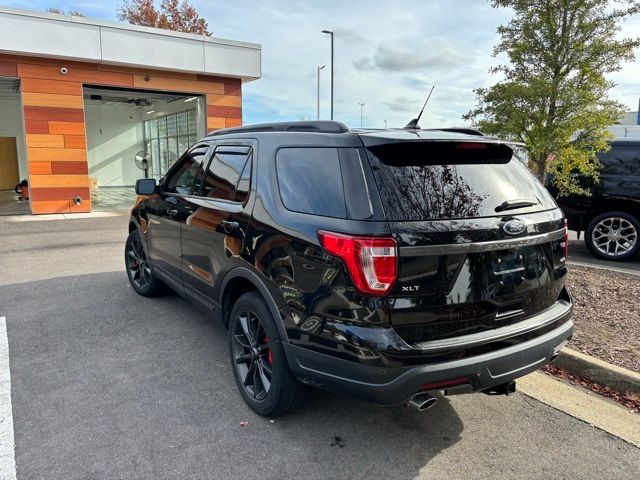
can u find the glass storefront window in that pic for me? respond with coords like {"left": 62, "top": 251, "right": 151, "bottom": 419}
{"left": 177, "top": 111, "right": 189, "bottom": 136}
{"left": 144, "top": 108, "right": 199, "bottom": 180}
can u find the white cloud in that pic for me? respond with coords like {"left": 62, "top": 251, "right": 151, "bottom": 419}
{"left": 196, "top": 0, "right": 510, "bottom": 128}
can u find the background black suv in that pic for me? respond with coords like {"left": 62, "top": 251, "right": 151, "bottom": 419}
{"left": 548, "top": 139, "right": 640, "bottom": 261}
{"left": 126, "top": 121, "right": 573, "bottom": 416}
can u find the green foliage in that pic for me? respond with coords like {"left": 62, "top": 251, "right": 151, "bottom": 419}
{"left": 464, "top": 0, "right": 640, "bottom": 195}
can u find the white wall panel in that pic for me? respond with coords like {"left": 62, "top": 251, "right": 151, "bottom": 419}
{"left": 204, "top": 43, "right": 261, "bottom": 78}
{"left": 100, "top": 27, "right": 205, "bottom": 73}
{"left": 0, "top": 7, "right": 261, "bottom": 81}
{"left": 85, "top": 104, "right": 145, "bottom": 187}
{"left": 0, "top": 12, "right": 101, "bottom": 61}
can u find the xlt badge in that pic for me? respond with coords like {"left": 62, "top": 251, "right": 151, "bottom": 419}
{"left": 402, "top": 285, "right": 421, "bottom": 292}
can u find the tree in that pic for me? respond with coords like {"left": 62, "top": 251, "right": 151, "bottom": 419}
{"left": 464, "top": 0, "right": 640, "bottom": 195}
{"left": 46, "top": 7, "right": 85, "bottom": 16}
{"left": 117, "top": 0, "right": 211, "bottom": 36}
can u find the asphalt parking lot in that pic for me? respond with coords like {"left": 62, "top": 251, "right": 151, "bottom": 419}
{"left": 1, "top": 213, "right": 639, "bottom": 480}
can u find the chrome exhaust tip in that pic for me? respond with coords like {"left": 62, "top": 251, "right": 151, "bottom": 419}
{"left": 407, "top": 392, "right": 438, "bottom": 411}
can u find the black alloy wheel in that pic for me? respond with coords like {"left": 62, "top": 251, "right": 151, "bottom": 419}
{"left": 125, "top": 230, "right": 162, "bottom": 296}
{"left": 231, "top": 310, "right": 273, "bottom": 400}
{"left": 228, "top": 292, "right": 305, "bottom": 416}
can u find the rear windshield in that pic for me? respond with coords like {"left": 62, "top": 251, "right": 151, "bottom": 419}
{"left": 365, "top": 141, "right": 556, "bottom": 221}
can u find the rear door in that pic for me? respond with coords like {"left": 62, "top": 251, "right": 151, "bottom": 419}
{"left": 597, "top": 142, "right": 640, "bottom": 202}
{"left": 359, "top": 135, "right": 568, "bottom": 344}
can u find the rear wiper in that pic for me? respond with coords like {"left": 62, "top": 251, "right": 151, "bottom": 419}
{"left": 495, "top": 199, "right": 539, "bottom": 212}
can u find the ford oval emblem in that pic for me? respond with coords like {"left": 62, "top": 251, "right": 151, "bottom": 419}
{"left": 503, "top": 219, "right": 526, "bottom": 236}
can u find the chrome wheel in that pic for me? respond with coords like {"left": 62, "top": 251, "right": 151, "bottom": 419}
{"left": 127, "top": 237, "right": 151, "bottom": 289}
{"left": 591, "top": 216, "right": 638, "bottom": 257}
{"left": 231, "top": 310, "right": 273, "bottom": 401}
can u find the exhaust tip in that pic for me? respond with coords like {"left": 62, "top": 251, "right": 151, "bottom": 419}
{"left": 407, "top": 393, "right": 438, "bottom": 411}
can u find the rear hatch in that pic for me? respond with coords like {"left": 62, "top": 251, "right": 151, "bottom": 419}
{"left": 359, "top": 131, "right": 568, "bottom": 345}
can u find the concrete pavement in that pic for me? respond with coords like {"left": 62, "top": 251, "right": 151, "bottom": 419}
{"left": 0, "top": 213, "right": 639, "bottom": 480}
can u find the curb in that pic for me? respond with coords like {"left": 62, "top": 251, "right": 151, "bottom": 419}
{"left": 0, "top": 210, "right": 129, "bottom": 222}
{"left": 554, "top": 347, "right": 640, "bottom": 394}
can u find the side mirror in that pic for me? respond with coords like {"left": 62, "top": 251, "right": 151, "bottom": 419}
{"left": 135, "top": 178, "right": 157, "bottom": 195}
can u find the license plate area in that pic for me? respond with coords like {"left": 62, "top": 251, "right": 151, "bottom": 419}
{"left": 492, "top": 249, "right": 525, "bottom": 275}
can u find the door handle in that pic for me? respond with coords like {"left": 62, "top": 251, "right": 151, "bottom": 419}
{"left": 220, "top": 220, "right": 240, "bottom": 230}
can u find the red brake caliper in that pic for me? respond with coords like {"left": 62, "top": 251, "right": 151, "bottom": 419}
{"left": 262, "top": 336, "right": 272, "bottom": 364}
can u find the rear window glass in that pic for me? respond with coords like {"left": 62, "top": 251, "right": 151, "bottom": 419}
{"left": 598, "top": 144, "right": 640, "bottom": 175}
{"left": 276, "top": 147, "right": 346, "bottom": 218}
{"left": 366, "top": 141, "right": 556, "bottom": 221}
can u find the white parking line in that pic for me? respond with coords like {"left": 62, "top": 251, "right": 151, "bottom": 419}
{"left": 0, "top": 317, "right": 17, "bottom": 480}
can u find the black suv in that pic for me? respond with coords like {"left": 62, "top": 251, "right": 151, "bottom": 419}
{"left": 126, "top": 121, "right": 573, "bottom": 416}
{"left": 549, "top": 139, "right": 640, "bottom": 261}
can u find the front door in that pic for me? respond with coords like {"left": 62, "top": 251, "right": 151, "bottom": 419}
{"left": 181, "top": 143, "right": 255, "bottom": 308}
{"left": 146, "top": 143, "right": 211, "bottom": 285}
{"left": 0, "top": 137, "right": 19, "bottom": 190}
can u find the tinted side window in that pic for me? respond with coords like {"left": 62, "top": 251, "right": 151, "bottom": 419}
{"left": 164, "top": 143, "right": 210, "bottom": 195}
{"left": 599, "top": 145, "right": 640, "bottom": 175}
{"left": 202, "top": 147, "right": 250, "bottom": 201}
{"left": 276, "top": 147, "right": 346, "bottom": 218}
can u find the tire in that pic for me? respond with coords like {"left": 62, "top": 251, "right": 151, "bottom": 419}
{"left": 229, "top": 291, "right": 305, "bottom": 416}
{"left": 585, "top": 211, "right": 640, "bottom": 261}
{"left": 125, "top": 230, "right": 163, "bottom": 296}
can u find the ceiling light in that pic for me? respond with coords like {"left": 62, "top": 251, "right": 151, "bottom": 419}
{"left": 184, "top": 96, "right": 198, "bottom": 103}
{"left": 146, "top": 109, "right": 155, "bottom": 115}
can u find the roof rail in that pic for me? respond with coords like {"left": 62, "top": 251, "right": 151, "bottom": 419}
{"left": 207, "top": 120, "right": 349, "bottom": 136}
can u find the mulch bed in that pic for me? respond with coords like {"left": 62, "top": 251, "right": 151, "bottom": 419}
{"left": 565, "top": 264, "right": 639, "bottom": 373}
{"left": 543, "top": 364, "right": 640, "bottom": 414}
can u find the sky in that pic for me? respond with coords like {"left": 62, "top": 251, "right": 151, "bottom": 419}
{"left": 6, "top": 0, "right": 640, "bottom": 128}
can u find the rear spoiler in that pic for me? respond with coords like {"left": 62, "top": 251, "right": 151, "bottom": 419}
{"left": 364, "top": 140, "right": 513, "bottom": 165}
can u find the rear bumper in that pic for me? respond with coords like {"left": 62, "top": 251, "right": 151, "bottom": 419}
{"left": 284, "top": 317, "right": 573, "bottom": 406}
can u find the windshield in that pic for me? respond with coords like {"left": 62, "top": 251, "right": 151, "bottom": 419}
{"left": 365, "top": 141, "right": 556, "bottom": 221}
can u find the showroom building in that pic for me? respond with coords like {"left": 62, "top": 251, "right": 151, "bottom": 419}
{"left": 0, "top": 7, "right": 261, "bottom": 215}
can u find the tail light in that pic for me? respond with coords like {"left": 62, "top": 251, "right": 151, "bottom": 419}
{"left": 317, "top": 231, "right": 397, "bottom": 296}
{"left": 562, "top": 218, "right": 569, "bottom": 261}
{"left": 454, "top": 142, "right": 488, "bottom": 150}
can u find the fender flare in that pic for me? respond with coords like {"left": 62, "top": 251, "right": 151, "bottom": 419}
{"left": 219, "top": 267, "right": 290, "bottom": 343}
{"left": 128, "top": 216, "right": 150, "bottom": 253}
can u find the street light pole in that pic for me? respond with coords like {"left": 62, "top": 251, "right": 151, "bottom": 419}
{"left": 316, "top": 65, "right": 325, "bottom": 120}
{"left": 358, "top": 102, "right": 365, "bottom": 128}
{"left": 321, "top": 30, "right": 334, "bottom": 120}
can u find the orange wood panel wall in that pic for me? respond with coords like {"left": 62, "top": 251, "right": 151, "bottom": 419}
{"left": 0, "top": 54, "right": 243, "bottom": 214}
